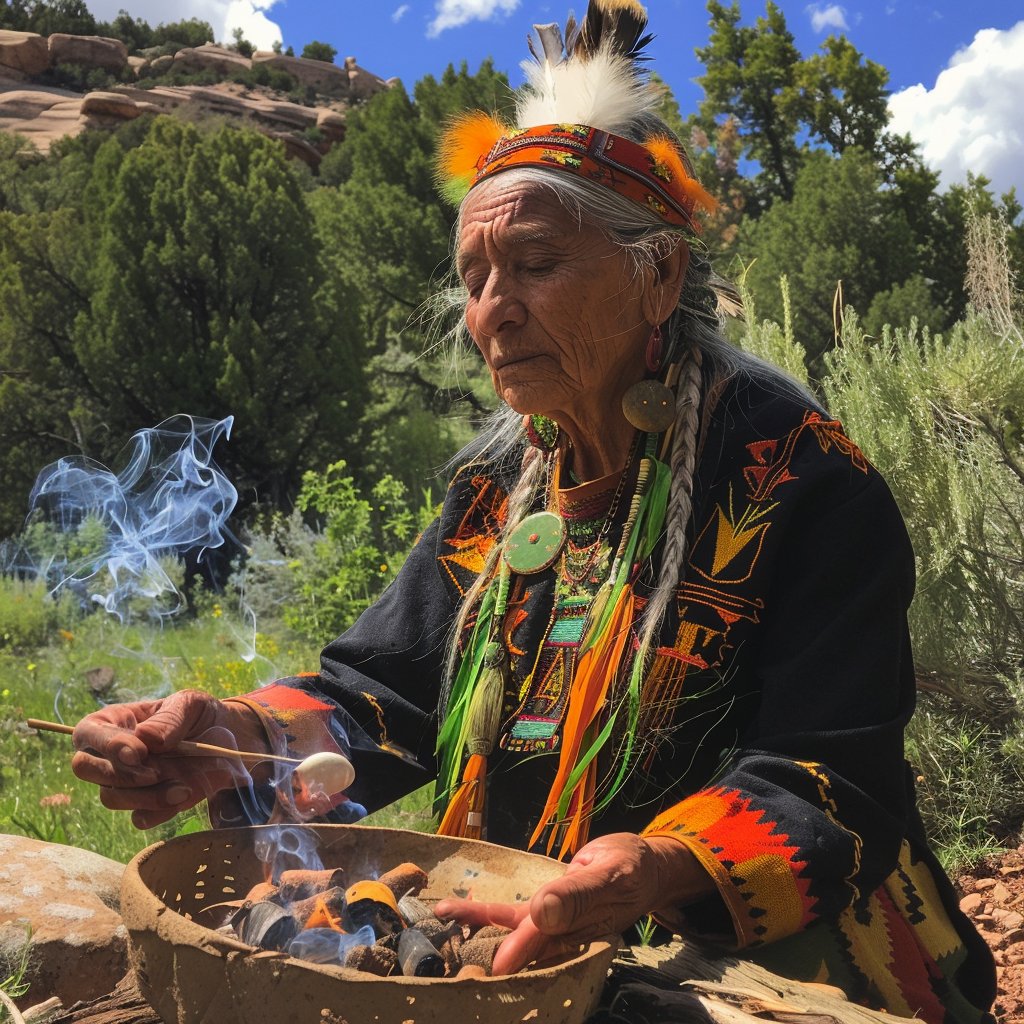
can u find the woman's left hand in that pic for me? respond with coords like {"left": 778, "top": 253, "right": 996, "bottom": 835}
{"left": 434, "top": 832, "right": 714, "bottom": 975}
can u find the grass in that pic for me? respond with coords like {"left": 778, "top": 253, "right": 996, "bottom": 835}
{"left": 0, "top": 582, "right": 324, "bottom": 863}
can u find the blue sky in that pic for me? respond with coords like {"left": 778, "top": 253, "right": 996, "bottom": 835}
{"left": 85, "top": 0, "right": 1024, "bottom": 195}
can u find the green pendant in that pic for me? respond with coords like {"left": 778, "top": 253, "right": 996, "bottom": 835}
{"left": 504, "top": 511, "right": 566, "bottom": 574}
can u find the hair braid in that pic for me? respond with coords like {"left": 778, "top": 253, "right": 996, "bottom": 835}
{"left": 637, "top": 341, "right": 704, "bottom": 657}
{"left": 439, "top": 443, "right": 546, "bottom": 719}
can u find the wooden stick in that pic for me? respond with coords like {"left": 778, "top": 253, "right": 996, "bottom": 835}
{"left": 25, "top": 718, "right": 302, "bottom": 767}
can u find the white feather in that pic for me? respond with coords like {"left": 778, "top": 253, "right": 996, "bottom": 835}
{"left": 516, "top": 43, "right": 656, "bottom": 133}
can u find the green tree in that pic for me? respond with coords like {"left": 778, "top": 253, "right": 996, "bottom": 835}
{"left": 301, "top": 40, "right": 336, "bottom": 64}
{"left": 230, "top": 26, "right": 254, "bottom": 57}
{"left": 96, "top": 9, "right": 154, "bottom": 52}
{"left": 739, "top": 148, "right": 918, "bottom": 369}
{"left": 25, "top": 0, "right": 96, "bottom": 35}
{"left": 693, "top": 0, "right": 803, "bottom": 208}
{"left": 691, "top": 1, "right": 921, "bottom": 215}
{"left": 312, "top": 62, "right": 510, "bottom": 493}
{"left": 0, "top": 117, "right": 366, "bottom": 532}
{"left": 150, "top": 18, "right": 214, "bottom": 49}
{"left": 862, "top": 274, "right": 945, "bottom": 339}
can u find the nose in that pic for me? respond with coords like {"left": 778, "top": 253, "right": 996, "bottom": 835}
{"left": 473, "top": 271, "right": 527, "bottom": 338}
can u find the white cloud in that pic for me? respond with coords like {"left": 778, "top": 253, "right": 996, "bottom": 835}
{"left": 427, "top": 0, "right": 519, "bottom": 38}
{"left": 889, "top": 21, "right": 1024, "bottom": 195}
{"left": 392, "top": 4, "right": 411, "bottom": 22}
{"left": 85, "top": 0, "right": 282, "bottom": 50}
{"left": 806, "top": 3, "right": 849, "bottom": 33}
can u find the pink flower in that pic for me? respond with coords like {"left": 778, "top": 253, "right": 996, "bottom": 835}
{"left": 39, "top": 793, "right": 71, "bottom": 808}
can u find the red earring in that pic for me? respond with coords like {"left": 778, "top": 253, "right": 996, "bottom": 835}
{"left": 645, "top": 324, "right": 664, "bottom": 372}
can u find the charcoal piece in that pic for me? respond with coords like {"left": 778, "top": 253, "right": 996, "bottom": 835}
{"left": 242, "top": 881, "right": 278, "bottom": 905}
{"left": 472, "top": 925, "right": 512, "bottom": 940}
{"left": 277, "top": 868, "right": 346, "bottom": 902}
{"left": 459, "top": 934, "right": 505, "bottom": 975}
{"left": 238, "top": 901, "right": 300, "bottom": 951}
{"left": 345, "top": 943, "right": 398, "bottom": 976}
{"left": 374, "top": 930, "right": 402, "bottom": 953}
{"left": 414, "top": 917, "right": 463, "bottom": 950}
{"left": 377, "top": 862, "right": 428, "bottom": 900}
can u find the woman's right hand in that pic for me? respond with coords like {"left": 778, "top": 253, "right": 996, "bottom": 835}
{"left": 70, "top": 689, "right": 269, "bottom": 829}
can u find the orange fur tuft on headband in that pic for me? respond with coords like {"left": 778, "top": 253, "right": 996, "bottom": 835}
{"left": 436, "top": 111, "right": 509, "bottom": 204}
{"left": 645, "top": 136, "right": 717, "bottom": 219}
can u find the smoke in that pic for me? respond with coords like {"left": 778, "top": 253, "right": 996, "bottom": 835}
{"left": 26, "top": 415, "right": 237, "bottom": 620}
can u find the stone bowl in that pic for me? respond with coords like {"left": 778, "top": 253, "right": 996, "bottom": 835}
{"left": 120, "top": 823, "right": 618, "bottom": 1024}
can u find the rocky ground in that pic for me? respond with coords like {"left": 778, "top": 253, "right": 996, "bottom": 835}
{"left": 958, "top": 844, "right": 1024, "bottom": 1022}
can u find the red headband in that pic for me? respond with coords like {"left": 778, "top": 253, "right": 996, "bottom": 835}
{"left": 437, "top": 115, "right": 715, "bottom": 230}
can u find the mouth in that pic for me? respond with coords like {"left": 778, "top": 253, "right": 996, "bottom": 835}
{"left": 492, "top": 353, "right": 545, "bottom": 373}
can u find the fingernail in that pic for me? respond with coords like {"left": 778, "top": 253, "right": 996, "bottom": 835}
{"left": 118, "top": 746, "right": 140, "bottom": 766}
{"left": 538, "top": 892, "right": 562, "bottom": 929}
{"left": 166, "top": 786, "right": 191, "bottom": 806}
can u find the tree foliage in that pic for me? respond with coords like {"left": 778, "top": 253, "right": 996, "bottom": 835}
{"left": 0, "top": 118, "right": 365, "bottom": 532}
{"left": 301, "top": 41, "right": 337, "bottom": 64}
{"left": 738, "top": 148, "right": 918, "bottom": 366}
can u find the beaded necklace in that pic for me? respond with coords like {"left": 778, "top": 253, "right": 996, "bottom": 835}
{"left": 436, "top": 431, "right": 672, "bottom": 857}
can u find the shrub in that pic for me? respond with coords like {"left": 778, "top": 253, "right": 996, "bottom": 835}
{"left": 233, "top": 462, "right": 435, "bottom": 644}
{"left": 301, "top": 41, "right": 337, "bottom": 64}
{"left": 0, "top": 579, "right": 65, "bottom": 652}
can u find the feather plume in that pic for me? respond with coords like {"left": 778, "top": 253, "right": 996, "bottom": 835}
{"left": 569, "top": 0, "right": 652, "bottom": 64}
{"left": 517, "top": 41, "right": 656, "bottom": 133}
{"left": 527, "top": 22, "right": 564, "bottom": 67}
{"left": 435, "top": 111, "right": 508, "bottom": 203}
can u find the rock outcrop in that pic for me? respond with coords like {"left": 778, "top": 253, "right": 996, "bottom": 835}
{"left": 0, "top": 31, "right": 392, "bottom": 163}
{"left": 173, "top": 42, "right": 251, "bottom": 77}
{"left": 0, "top": 81, "right": 351, "bottom": 162}
{"left": 0, "top": 833, "right": 128, "bottom": 1009}
{"left": 0, "top": 29, "right": 50, "bottom": 76}
{"left": 48, "top": 33, "right": 127, "bottom": 74}
{"left": 252, "top": 51, "right": 350, "bottom": 94}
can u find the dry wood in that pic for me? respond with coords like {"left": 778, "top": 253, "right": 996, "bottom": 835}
{"left": 45, "top": 974, "right": 159, "bottom": 1024}
{"left": 613, "top": 941, "right": 922, "bottom": 1024}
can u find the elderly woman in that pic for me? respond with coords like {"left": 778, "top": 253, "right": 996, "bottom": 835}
{"left": 70, "top": 1, "right": 994, "bottom": 1020}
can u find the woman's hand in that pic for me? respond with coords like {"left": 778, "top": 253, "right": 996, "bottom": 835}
{"left": 70, "top": 689, "right": 269, "bottom": 830}
{"left": 434, "top": 832, "right": 716, "bottom": 975}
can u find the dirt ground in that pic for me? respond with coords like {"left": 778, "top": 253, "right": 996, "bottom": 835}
{"left": 957, "top": 844, "right": 1024, "bottom": 1022}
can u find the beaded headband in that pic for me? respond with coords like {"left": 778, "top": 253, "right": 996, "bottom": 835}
{"left": 437, "top": 114, "right": 715, "bottom": 230}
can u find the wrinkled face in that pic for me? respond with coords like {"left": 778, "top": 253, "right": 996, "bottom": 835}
{"left": 458, "top": 180, "right": 654, "bottom": 420}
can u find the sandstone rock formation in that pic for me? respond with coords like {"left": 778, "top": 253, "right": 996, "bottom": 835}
{"left": 0, "top": 29, "right": 50, "bottom": 76}
{"left": 0, "top": 85, "right": 84, "bottom": 149}
{"left": 0, "top": 32, "right": 393, "bottom": 163}
{"left": 79, "top": 90, "right": 144, "bottom": 120}
{"left": 0, "top": 833, "right": 128, "bottom": 1009}
{"left": 173, "top": 43, "right": 251, "bottom": 76}
{"left": 252, "top": 51, "right": 350, "bottom": 94}
{"left": 48, "top": 33, "right": 127, "bottom": 74}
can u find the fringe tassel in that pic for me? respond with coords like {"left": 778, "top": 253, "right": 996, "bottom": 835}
{"left": 436, "top": 752, "right": 487, "bottom": 839}
{"left": 528, "top": 583, "right": 636, "bottom": 856}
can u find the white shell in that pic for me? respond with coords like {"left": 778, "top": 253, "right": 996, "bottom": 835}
{"left": 293, "top": 751, "right": 355, "bottom": 795}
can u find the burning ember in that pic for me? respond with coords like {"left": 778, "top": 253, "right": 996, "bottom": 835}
{"left": 222, "top": 861, "right": 507, "bottom": 979}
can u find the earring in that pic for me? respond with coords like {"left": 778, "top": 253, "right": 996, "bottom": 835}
{"left": 622, "top": 379, "right": 676, "bottom": 433}
{"left": 645, "top": 324, "right": 664, "bottom": 372}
